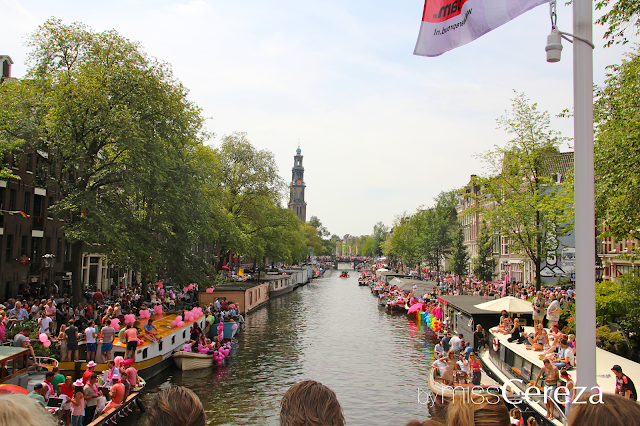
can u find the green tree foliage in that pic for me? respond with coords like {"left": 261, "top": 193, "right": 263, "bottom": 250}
{"left": 385, "top": 214, "right": 421, "bottom": 270}
{"left": 594, "top": 47, "right": 640, "bottom": 242}
{"left": 450, "top": 227, "right": 470, "bottom": 277}
{"left": 370, "top": 222, "right": 389, "bottom": 257}
{"left": 212, "top": 132, "right": 287, "bottom": 266}
{"left": 472, "top": 223, "right": 497, "bottom": 282}
{"left": 470, "top": 92, "right": 573, "bottom": 290}
{"left": 595, "top": 0, "right": 640, "bottom": 47}
{"left": 416, "top": 191, "right": 459, "bottom": 272}
{"left": 0, "top": 19, "right": 209, "bottom": 304}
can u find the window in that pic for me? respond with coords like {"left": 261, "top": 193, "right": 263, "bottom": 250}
{"left": 501, "top": 237, "right": 509, "bottom": 256}
{"left": 171, "top": 336, "right": 175, "bottom": 345}
{"left": 23, "top": 192, "right": 30, "bottom": 214}
{"left": 47, "top": 197, "right": 54, "bottom": 218}
{"left": 5, "top": 235, "right": 12, "bottom": 263}
{"left": 182, "top": 331, "right": 186, "bottom": 339}
{"left": 25, "top": 154, "right": 33, "bottom": 173}
{"left": 142, "top": 348, "right": 148, "bottom": 359}
{"left": 21, "top": 235, "right": 28, "bottom": 255}
{"left": 9, "top": 189, "right": 16, "bottom": 210}
{"left": 158, "top": 342, "right": 163, "bottom": 351}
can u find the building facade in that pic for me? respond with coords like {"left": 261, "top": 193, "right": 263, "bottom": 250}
{"left": 288, "top": 147, "right": 307, "bottom": 222}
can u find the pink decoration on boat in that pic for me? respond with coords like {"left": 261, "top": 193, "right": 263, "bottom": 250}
{"left": 124, "top": 314, "right": 136, "bottom": 324}
{"left": 110, "top": 319, "right": 120, "bottom": 330}
{"left": 43, "top": 341, "right": 51, "bottom": 347}
{"left": 231, "top": 324, "right": 238, "bottom": 331}
{"left": 153, "top": 305, "right": 163, "bottom": 315}
{"left": 139, "top": 310, "right": 150, "bottom": 319}
{"left": 39, "top": 333, "right": 48, "bottom": 343}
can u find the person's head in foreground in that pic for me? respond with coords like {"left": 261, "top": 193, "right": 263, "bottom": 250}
{"left": 446, "top": 393, "right": 509, "bottom": 426}
{"left": 280, "top": 380, "right": 344, "bottom": 426}
{"left": 567, "top": 392, "right": 640, "bottom": 426}
{"left": 0, "top": 394, "right": 57, "bottom": 426}
{"left": 146, "top": 386, "right": 205, "bottom": 426}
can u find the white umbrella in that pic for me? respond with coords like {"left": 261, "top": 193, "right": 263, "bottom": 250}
{"left": 474, "top": 296, "right": 533, "bottom": 313}
{"left": 377, "top": 268, "right": 389, "bottom": 272}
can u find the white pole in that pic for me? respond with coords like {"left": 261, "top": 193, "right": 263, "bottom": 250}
{"left": 573, "top": 0, "right": 597, "bottom": 390}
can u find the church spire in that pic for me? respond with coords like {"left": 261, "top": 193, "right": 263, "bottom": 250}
{"left": 288, "top": 145, "right": 306, "bottom": 222}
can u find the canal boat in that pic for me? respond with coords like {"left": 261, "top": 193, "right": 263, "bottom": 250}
{"left": 427, "top": 364, "right": 500, "bottom": 405}
{"left": 207, "top": 320, "right": 241, "bottom": 341}
{"left": 339, "top": 271, "right": 349, "bottom": 278}
{"left": 172, "top": 351, "right": 215, "bottom": 371}
{"left": 480, "top": 326, "right": 640, "bottom": 426}
{"left": 56, "top": 312, "right": 207, "bottom": 380}
{"left": 87, "top": 377, "right": 146, "bottom": 426}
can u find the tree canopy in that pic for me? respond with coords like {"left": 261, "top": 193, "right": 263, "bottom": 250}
{"left": 469, "top": 93, "right": 574, "bottom": 289}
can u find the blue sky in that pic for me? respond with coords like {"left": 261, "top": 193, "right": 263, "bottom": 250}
{"left": 2, "top": 0, "right": 634, "bottom": 237}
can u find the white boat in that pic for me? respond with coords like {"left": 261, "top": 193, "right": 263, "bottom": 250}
{"left": 481, "top": 326, "right": 640, "bottom": 426}
{"left": 172, "top": 351, "right": 214, "bottom": 371}
{"left": 427, "top": 364, "right": 500, "bottom": 403}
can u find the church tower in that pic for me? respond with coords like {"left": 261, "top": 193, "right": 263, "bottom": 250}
{"left": 288, "top": 146, "right": 307, "bottom": 222}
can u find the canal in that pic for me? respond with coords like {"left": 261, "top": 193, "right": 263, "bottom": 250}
{"left": 123, "top": 268, "right": 446, "bottom": 425}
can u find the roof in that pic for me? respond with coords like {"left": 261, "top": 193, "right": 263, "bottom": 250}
{"left": 540, "top": 151, "right": 574, "bottom": 182}
{"left": 212, "top": 281, "right": 268, "bottom": 291}
{"left": 0, "top": 346, "right": 29, "bottom": 362}
{"left": 438, "top": 295, "right": 508, "bottom": 316}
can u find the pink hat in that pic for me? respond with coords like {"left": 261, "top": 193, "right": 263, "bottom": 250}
{"left": 123, "top": 359, "right": 134, "bottom": 365}
{"left": 87, "top": 361, "right": 97, "bottom": 368}
{"left": 73, "top": 379, "right": 84, "bottom": 387}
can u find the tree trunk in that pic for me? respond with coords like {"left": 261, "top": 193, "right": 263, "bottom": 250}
{"left": 71, "top": 241, "right": 84, "bottom": 308}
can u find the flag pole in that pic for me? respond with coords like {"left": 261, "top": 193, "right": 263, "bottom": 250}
{"left": 573, "top": 0, "right": 597, "bottom": 390}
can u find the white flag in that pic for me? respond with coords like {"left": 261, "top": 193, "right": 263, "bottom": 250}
{"left": 414, "top": 0, "right": 549, "bottom": 57}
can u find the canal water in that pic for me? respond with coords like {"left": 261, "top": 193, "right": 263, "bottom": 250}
{"left": 123, "top": 268, "right": 446, "bottom": 425}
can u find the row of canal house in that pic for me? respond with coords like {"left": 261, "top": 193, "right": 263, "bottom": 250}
{"left": 199, "top": 267, "right": 313, "bottom": 315}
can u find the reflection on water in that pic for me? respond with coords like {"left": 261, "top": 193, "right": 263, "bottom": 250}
{"left": 122, "top": 269, "right": 446, "bottom": 425}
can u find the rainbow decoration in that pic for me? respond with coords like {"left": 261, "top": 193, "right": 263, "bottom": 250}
{"left": 422, "top": 311, "right": 443, "bottom": 333}
{"left": 1, "top": 210, "right": 29, "bottom": 217}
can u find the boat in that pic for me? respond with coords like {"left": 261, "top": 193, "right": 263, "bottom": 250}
{"left": 427, "top": 364, "right": 500, "bottom": 406}
{"left": 87, "top": 377, "right": 146, "bottom": 426}
{"left": 57, "top": 312, "right": 207, "bottom": 380}
{"left": 339, "top": 271, "right": 349, "bottom": 278}
{"left": 480, "top": 326, "right": 640, "bottom": 426}
{"left": 207, "top": 320, "right": 241, "bottom": 341}
{"left": 173, "top": 351, "right": 215, "bottom": 371}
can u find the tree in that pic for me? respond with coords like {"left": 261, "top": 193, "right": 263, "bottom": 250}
{"left": 213, "top": 132, "right": 286, "bottom": 267}
{"left": 594, "top": 47, "right": 640, "bottom": 243}
{"left": 470, "top": 92, "right": 573, "bottom": 290}
{"left": 472, "top": 223, "right": 497, "bottom": 282}
{"left": 595, "top": 0, "right": 640, "bottom": 47}
{"left": 450, "top": 227, "right": 470, "bottom": 277}
{"left": 370, "top": 222, "right": 389, "bottom": 257}
{"left": 308, "top": 216, "right": 330, "bottom": 238}
{"left": 385, "top": 213, "right": 421, "bottom": 270}
{"left": 416, "top": 191, "right": 459, "bottom": 272}
{"left": 0, "top": 19, "right": 208, "bottom": 305}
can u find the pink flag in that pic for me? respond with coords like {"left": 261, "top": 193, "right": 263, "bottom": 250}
{"left": 502, "top": 274, "right": 508, "bottom": 297}
{"left": 414, "top": 0, "right": 549, "bottom": 57}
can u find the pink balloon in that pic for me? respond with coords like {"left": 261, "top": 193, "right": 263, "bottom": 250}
{"left": 158, "top": 288, "right": 165, "bottom": 297}
{"left": 175, "top": 316, "right": 182, "bottom": 322}
{"left": 177, "top": 321, "right": 185, "bottom": 327}
{"left": 139, "top": 310, "right": 150, "bottom": 319}
{"left": 231, "top": 324, "right": 238, "bottom": 331}
{"left": 43, "top": 341, "right": 51, "bottom": 348}
{"left": 39, "top": 333, "right": 48, "bottom": 342}
{"left": 206, "top": 288, "right": 214, "bottom": 293}
{"left": 154, "top": 305, "right": 163, "bottom": 315}
{"left": 138, "top": 339, "right": 144, "bottom": 345}
{"left": 171, "top": 320, "right": 177, "bottom": 328}
{"left": 183, "top": 287, "right": 188, "bottom": 293}
{"left": 124, "top": 314, "right": 136, "bottom": 325}
{"left": 217, "top": 361, "right": 222, "bottom": 366}
{"left": 110, "top": 319, "right": 120, "bottom": 330}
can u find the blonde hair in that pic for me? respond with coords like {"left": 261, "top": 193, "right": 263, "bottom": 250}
{"left": 447, "top": 393, "right": 510, "bottom": 426}
{"left": 0, "top": 394, "right": 58, "bottom": 426}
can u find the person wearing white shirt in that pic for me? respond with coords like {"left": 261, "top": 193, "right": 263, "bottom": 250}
{"left": 456, "top": 354, "right": 470, "bottom": 383}
{"left": 38, "top": 311, "right": 53, "bottom": 335}
{"left": 450, "top": 333, "right": 463, "bottom": 355}
{"left": 85, "top": 320, "right": 97, "bottom": 362}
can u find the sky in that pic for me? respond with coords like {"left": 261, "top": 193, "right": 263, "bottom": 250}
{"left": 2, "top": 0, "right": 635, "bottom": 237}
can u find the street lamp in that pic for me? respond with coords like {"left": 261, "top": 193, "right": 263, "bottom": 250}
{"left": 544, "top": 0, "right": 597, "bottom": 390}
{"left": 43, "top": 254, "right": 56, "bottom": 296}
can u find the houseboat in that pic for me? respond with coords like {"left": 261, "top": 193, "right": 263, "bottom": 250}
{"left": 480, "top": 326, "right": 640, "bottom": 426}
{"left": 57, "top": 312, "right": 206, "bottom": 380}
{"left": 200, "top": 281, "right": 270, "bottom": 315}
{"left": 262, "top": 274, "right": 297, "bottom": 298}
